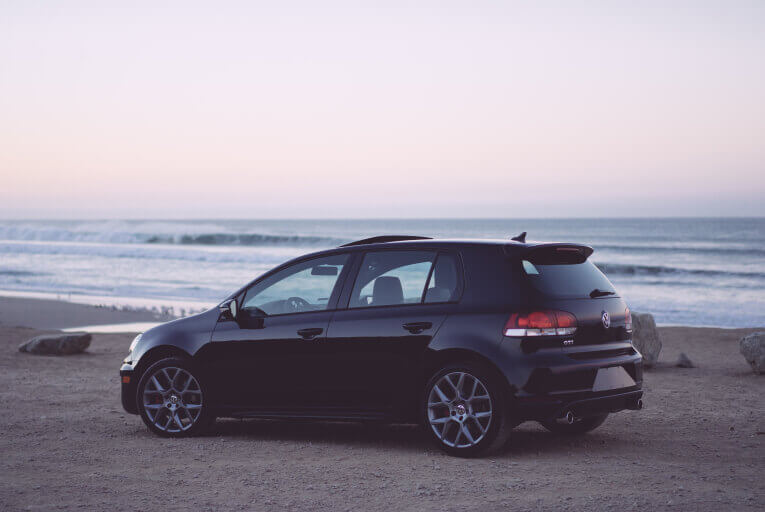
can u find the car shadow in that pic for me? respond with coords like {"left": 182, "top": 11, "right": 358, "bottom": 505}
{"left": 211, "top": 418, "right": 431, "bottom": 452}
{"left": 200, "top": 418, "right": 634, "bottom": 457}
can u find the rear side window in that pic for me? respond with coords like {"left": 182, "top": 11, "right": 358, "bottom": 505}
{"left": 424, "top": 253, "right": 460, "bottom": 303}
{"left": 351, "top": 251, "right": 435, "bottom": 307}
{"left": 522, "top": 259, "right": 617, "bottom": 299}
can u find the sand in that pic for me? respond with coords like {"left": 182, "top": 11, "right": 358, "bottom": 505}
{"left": 0, "top": 297, "right": 763, "bottom": 511}
{"left": 0, "top": 295, "right": 172, "bottom": 330}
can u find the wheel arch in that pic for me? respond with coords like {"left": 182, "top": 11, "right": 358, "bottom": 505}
{"left": 134, "top": 345, "right": 193, "bottom": 381}
{"left": 422, "top": 348, "right": 510, "bottom": 396}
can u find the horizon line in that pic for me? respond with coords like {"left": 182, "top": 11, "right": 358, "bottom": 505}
{"left": 0, "top": 215, "right": 763, "bottom": 221}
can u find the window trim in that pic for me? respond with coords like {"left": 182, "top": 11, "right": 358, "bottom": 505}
{"left": 420, "top": 256, "right": 437, "bottom": 303}
{"left": 340, "top": 248, "right": 464, "bottom": 311}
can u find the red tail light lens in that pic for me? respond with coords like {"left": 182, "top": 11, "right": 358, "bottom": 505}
{"left": 504, "top": 310, "right": 577, "bottom": 337}
{"left": 625, "top": 307, "right": 633, "bottom": 333}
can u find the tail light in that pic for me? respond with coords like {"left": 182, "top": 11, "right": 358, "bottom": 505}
{"left": 625, "top": 307, "right": 633, "bottom": 333}
{"left": 504, "top": 310, "right": 577, "bottom": 337}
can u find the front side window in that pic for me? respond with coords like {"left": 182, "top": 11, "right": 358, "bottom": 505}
{"left": 242, "top": 254, "right": 348, "bottom": 315}
{"left": 350, "top": 251, "right": 436, "bottom": 308}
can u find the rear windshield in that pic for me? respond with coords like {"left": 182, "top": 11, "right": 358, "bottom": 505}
{"left": 522, "top": 259, "right": 617, "bottom": 298}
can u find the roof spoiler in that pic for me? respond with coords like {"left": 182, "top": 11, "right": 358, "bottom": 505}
{"left": 517, "top": 243, "right": 594, "bottom": 264}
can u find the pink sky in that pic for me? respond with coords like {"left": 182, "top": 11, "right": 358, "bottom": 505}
{"left": 1, "top": 1, "right": 764, "bottom": 218}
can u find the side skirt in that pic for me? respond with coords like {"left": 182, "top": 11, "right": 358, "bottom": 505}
{"left": 216, "top": 406, "right": 396, "bottom": 422}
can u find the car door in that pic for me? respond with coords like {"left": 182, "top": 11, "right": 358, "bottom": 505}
{"left": 203, "top": 253, "right": 351, "bottom": 412}
{"left": 323, "top": 250, "right": 463, "bottom": 417}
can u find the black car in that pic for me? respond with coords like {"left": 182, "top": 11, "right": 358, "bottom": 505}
{"left": 121, "top": 235, "right": 643, "bottom": 456}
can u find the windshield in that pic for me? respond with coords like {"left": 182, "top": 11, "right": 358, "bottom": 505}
{"left": 522, "top": 259, "right": 617, "bottom": 299}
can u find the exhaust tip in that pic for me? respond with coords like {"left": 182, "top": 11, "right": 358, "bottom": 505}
{"left": 636, "top": 398, "right": 643, "bottom": 410}
{"left": 565, "top": 411, "right": 575, "bottom": 424}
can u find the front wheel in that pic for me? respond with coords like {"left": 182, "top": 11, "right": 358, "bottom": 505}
{"left": 423, "top": 362, "right": 511, "bottom": 457}
{"left": 136, "top": 357, "right": 215, "bottom": 437}
{"left": 540, "top": 413, "right": 608, "bottom": 435}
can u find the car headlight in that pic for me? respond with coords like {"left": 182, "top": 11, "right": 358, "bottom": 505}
{"left": 129, "top": 333, "right": 142, "bottom": 353}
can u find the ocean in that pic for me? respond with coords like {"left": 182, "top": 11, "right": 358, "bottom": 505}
{"left": 0, "top": 218, "right": 763, "bottom": 327}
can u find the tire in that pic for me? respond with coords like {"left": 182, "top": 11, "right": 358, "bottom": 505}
{"left": 136, "top": 357, "right": 215, "bottom": 437}
{"left": 422, "top": 361, "right": 512, "bottom": 457}
{"left": 540, "top": 413, "right": 608, "bottom": 435}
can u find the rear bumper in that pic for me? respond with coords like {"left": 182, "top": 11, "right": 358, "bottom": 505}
{"left": 559, "top": 389, "right": 643, "bottom": 417}
{"left": 512, "top": 388, "right": 643, "bottom": 422}
{"left": 120, "top": 363, "right": 138, "bottom": 415}
{"left": 498, "top": 338, "right": 645, "bottom": 422}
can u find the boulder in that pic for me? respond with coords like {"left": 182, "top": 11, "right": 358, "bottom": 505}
{"left": 631, "top": 312, "right": 662, "bottom": 368}
{"left": 739, "top": 332, "right": 765, "bottom": 375}
{"left": 18, "top": 332, "right": 91, "bottom": 355}
{"left": 675, "top": 352, "right": 695, "bottom": 368}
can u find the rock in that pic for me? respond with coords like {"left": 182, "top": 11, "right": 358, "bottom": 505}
{"left": 675, "top": 352, "right": 695, "bottom": 368}
{"left": 18, "top": 332, "right": 91, "bottom": 355}
{"left": 739, "top": 332, "right": 765, "bottom": 375}
{"left": 631, "top": 312, "right": 662, "bottom": 368}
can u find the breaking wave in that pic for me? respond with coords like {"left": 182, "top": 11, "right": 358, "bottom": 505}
{"left": 0, "top": 222, "right": 343, "bottom": 247}
{"left": 145, "top": 233, "right": 342, "bottom": 246}
{"left": 595, "top": 262, "right": 764, "bottom": 280}
{"left": 595, "top": 244, "right": 765, "bottom": 257}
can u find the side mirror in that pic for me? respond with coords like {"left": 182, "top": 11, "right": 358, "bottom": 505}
{"left": 238, "top": 305, "right": 267, "bottom": 329}
{"left": 219, "top": 298, "right": 238, "bottom": 319}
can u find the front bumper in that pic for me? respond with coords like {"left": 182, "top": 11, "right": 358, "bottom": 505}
{"left": 120, "top": 362, "right": 138, "bottom": 415}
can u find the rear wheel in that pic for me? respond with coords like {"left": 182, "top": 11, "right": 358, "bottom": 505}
{"left": 423, "top": 362, "right": 511, "bottom": 457}
{"left": 136, "top": 357, "right": 215, "bottom": 437}
{"left": 540, "top": 413, "right": 608, "bottom": 435}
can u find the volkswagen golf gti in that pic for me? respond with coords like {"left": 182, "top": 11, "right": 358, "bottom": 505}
{"left": 120, "top": 234, "right": 643, "bottom": 456}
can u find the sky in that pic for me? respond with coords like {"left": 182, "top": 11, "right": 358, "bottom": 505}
{"left": 1, "top": 1, "right": 764, "bottom": 219}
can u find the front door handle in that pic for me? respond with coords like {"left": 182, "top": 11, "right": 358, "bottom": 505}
{"left": 297, "top": 327, "right": 323, "bottom": 340}
{"left": 403, "top": 321, "right": 432, "bottom": 334}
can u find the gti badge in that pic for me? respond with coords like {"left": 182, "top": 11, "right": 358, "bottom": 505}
{"left": 563, "top": 339, "right": 574, "bottom": 345}
{"left": 602, "top": 311, "right": 610, "bottom": 329}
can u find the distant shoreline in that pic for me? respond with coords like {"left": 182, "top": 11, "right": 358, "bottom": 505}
{"left": 0, "top": 295, "right": 177, "bottom": 331}
{"left": 1, "top": 216, "right": 764, "bottom": 221}
{"left": 0, "top": 290, "right": 212, "bottom": 324}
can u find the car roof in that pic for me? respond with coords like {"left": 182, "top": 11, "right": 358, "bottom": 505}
{"left": 295, "top": 237, "right": 592, "bottom": 261}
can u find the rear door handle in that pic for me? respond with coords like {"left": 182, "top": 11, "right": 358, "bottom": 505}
{"left": 403, "top": 322, "right": 432, "bottom": 334}
{"left": 297, "top": 327, "right": 323, "bottom": 340}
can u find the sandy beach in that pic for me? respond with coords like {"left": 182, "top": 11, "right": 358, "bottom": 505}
{"left": 0, "top": 296, "right": 763, "bottom": 511}
{"left": 0, "top": 295, "right": 174, "bottom": 330}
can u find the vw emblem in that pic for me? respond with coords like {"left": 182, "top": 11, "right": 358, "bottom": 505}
{"left": 602, "top": 311, "right": 610, "bottom": 329}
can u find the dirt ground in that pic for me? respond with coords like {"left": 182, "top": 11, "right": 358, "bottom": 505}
{"left": 0, "top": 325, "right": 763, "bottom": 511}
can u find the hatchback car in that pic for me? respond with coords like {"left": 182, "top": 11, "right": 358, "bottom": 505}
{"left": 121, "top": 235, "right": 643, "bottom": 456}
